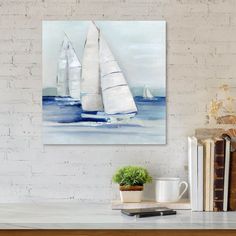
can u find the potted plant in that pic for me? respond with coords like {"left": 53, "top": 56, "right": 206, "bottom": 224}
{"left": 112, "top": 166, "right": 152, "bottom": 203}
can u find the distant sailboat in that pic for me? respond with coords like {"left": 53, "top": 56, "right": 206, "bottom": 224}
{"left": 81, "top": 22, "right": 137, "bottom": 119}
{"left": 143, "top": 86, "right": 154, "bottom": 99}
{"left": 57, "top": 34, "right": 81, "bottom": 100}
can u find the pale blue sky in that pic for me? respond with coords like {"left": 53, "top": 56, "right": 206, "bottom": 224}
{"left": 43, "top": 21, "right": 166, "bottom": 93}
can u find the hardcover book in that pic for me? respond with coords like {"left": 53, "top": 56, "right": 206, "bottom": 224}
{"left": 222, "top": 135, "right": 231, "bottom": 211}
{"left": 213, "top": 138, "right": 225, "bottom": 212}
{"left": 188, "top": 136, "right": 198, "bottom": 211}
{"left": 209, "top": 139, "right": 215, "bottom": 211}
{"left": 197, "top": 142, "right": 204, "bottom": 211}
{"left": 203, "top": 139, "right": 213, "bottom": 211}
{"left": 229, "top": 150, "right": 236, "bottom": 211}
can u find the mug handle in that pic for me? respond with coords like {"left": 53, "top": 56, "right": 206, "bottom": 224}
{"left": 178, "top": 181, "right": 188, "bottom": 200}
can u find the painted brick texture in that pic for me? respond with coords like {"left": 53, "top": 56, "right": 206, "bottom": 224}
{"left": 0, "top": 0, "right": 235, "bottom": 202}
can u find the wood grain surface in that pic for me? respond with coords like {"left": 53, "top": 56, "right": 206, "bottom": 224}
{"left": 0, "top": 230, "right": 236, "bottom": 236}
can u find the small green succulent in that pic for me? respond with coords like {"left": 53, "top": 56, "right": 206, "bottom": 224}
{"left": 112, "top": 166, "right": 152, "bottom": 186}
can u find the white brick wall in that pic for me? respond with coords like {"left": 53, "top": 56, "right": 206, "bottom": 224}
{"left": 0, "top": 0, "right": 235, "bottom": 202}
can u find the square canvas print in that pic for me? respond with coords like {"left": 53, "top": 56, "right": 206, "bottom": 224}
{"left": 42, "top": 21, "right": 166, "bottom": 144}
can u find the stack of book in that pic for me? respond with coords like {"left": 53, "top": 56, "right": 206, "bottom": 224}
{"left": 188, "top": 134, "right": 236, "bottom": 211}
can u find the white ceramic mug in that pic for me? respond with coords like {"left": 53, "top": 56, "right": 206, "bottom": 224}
{"left": 155, "top": 177, "right": 188, "bottom": 203}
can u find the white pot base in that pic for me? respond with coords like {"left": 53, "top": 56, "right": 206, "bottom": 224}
{"left": 120, "top": 191, "right": 143, "bottom": 203}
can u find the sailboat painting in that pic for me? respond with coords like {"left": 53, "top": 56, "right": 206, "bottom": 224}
{"left": 42, "top": 21, "right": 166, "bottom": 144}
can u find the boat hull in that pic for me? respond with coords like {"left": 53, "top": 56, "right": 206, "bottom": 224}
{"left": 81, "top": 112, "right": 136, "bottom": 123}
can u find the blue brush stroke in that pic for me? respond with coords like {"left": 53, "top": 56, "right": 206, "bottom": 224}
{"left": 42, "top": 96, "right": 166, "bottom": 123}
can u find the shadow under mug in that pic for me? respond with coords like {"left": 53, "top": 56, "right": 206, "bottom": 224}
{"left": 155, "top": 177, "right": 188, "bottom": 203}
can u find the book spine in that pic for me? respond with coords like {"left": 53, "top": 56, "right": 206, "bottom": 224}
{"left": 188, "top": 137, "right": 198, "bottom": 211}
{"left": 229, "top": 151, "right": 236, "bottom": 211}
{"left": 197, "top": 144, "right": 203, "bottom": 211}
{"left": 223, "top": 137, "right": 230, "bottom": 212}
{"left": 209, "top": 140, "right": 215, "bottom": 211}
{"left": 203, "top": 141, "right": 211, "bottom": 211}
{"left": 213, "top": 140, "right": 225, "bottom": 212}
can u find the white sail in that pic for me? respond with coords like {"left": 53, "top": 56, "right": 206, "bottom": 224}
{"left": 143, "top": 86, "right": 154, "bottom": 99}
{"left": 81, "top": 22, "right": 103, "bottom": 111}
{"left": 99, "top": 35, "right": 137, "bottom": 115}
{"left": 57, "top": 36, "right": 69, "bottom": 97}
{"left": 57, "top": 35, "right": 81, "bottom": 100}
{"left": 67, "top": 40, "right": 81, "bottom": 100}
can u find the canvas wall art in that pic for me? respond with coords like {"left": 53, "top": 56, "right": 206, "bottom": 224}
{"left": 42, "top": 21, "right": 166, "bottom": 144}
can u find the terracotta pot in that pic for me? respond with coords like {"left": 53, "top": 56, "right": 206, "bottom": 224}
{"left": 119, "top": 185, "right": 143, "bottom": 203}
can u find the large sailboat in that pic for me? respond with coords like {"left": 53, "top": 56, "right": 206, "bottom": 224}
{"left": 55, "top": 23, "right": 137, "bottom": 123}
{"left": 81, "top": 22, "right": 137, "bottom": 121}
{"left": 57, "top": 34, "right": 81, "bottom": 101}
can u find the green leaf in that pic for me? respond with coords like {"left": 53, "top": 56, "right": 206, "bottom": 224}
{"left": 112, "top": 166, "right": 152, "bottom": 186}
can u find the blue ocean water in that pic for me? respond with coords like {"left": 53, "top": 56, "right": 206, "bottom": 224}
{"left": 42, "top": 96, "right": 166, "bottom": 144}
